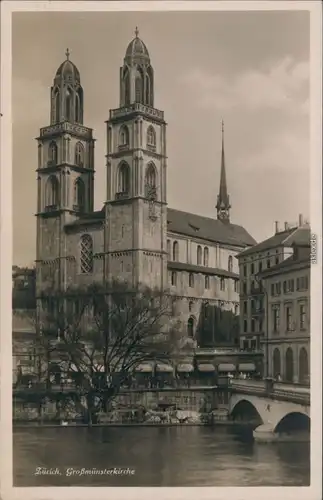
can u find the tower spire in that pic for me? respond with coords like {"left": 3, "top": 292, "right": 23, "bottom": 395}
{"left": 216, "top": 120, "right": 231, "bottom": 223}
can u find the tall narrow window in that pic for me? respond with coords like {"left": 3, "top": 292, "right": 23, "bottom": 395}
{"left": 145, "top": 74, "right": 151, "bottom": 105}
{"left": 75, "top": 88, "right": 83, "bottom": 123}
{"left": 117, "top": 163, "right": 130, "bottom": 194}
{"left": 299, "top": 347, "right": 309, "bottom": 385}
{"left": 74, "top": 178, "right": 85, "bottom": 211}
{"left": 172, "top": 241, "right": 179, "bottom": 261}
{"left": 203, "top": 247, "right": 209, "bottom": 267}
{"left": 65, "top": 88, "right": 72, "bottom": 121}
{"left": 45, "top": 176, "right": 59, "bottom": 207}
{"left": 286, "top": 306, "right": 292, "bottom": 331}
{"left": 135, "top": 70, "right": 143, "bottom": 103}
{"left": 80, "top": 234, "right": 93, "bottom": 274}
{"left": 145, "top": 164, "right": 156, "bottom": 195}
{"left": 119, "top": 125, "right": 129, "bottom": 147}
{"left": 189, "top": 273, "right": 194, "bottom": 288}
{"left": 147, "top": 126, "right": 156, "bottom": 147}
{"left": 75, "top": 142, "right": 84, "bottom": 167}
{"left": 228, "top": 256, "right": 233, "bottom": 272}
{"left": 124, "top": 69, "right": 130, "bottom": 105}
{"left": 299, "top": 304, "right": 306, "bottom": 329}
{"left": 273, "top": 348, "right": 281, "bottom": 377}
{"left": 285, "top": 347, "right": 294, "bottom": 382}
{"left": 48, "top": 141, "right": 58, "bottom": 165}
{"left": 220, "top": 278, "right": 225, "bottom": 291}
{"left": 171, "top": 271, "right": 177, "bottom": 286}
{"left": 273, "top": 306, "right": 280, "bottom": 332}
{"left": 205, "top": 275, "right": 210, "bottom": 289}
{"left": 197, "top": 246, "right": 202, "bottom": 265}
{"left": 187, "top": 317, "right": 195, "bottom": 338}
{"left": 54, "top": 90, "right": 60, "bottom": 123}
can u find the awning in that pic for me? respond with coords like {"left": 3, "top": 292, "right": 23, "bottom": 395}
{"left": 135, "top": 363, "right": 153, "bottom": 373}
{"left": 238, "top": 363, "right": 256, "bottom": 372}
{"left": 218, "top": 363, "right": 236, "bottom": 372}
{"left": 156, "top": 363, "right": 174, "bottom": 373}
{"left": 177, "top": 363, "right": 194, "bottom": 373}
{"left": 198, "top": 363, "right": 215, "bottom": 373}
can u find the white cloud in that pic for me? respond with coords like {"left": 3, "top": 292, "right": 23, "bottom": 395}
{"left": 181, "top": 57, "right": 309, "bottom": 115}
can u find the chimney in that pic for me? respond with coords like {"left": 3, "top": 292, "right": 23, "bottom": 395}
{"left": 284, "top": 222, "right": 288, "bottom": 230}
{"left": 275, "top": 221, "right": 279, "bottom": 233}
{"left": 299, "top": 214, "right": 304, "bottom": 226}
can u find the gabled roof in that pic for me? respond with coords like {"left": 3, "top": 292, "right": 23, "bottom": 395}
{"left": 167, "top": 208, "right": 256, "bottom": 248}
{"left": 237, "top": 225, "right": 310, "bottom": 258}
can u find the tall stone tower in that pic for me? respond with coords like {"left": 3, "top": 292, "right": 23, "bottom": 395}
{"left": 105, "top": 29, "right": 168, "bottom": 290}
{"left": 36, "top": 49, "right": 95, "bottom": 293}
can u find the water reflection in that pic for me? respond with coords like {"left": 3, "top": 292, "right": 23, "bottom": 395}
{"left": 13, "top": 426, "right": 310, "bottom": 487}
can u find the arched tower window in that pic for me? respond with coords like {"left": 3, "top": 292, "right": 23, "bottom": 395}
{"left": 228, "top": 255, "right": 233, "bottom": 272}
{"left": 205, "top": 275, "right": 210, "bottom": 289}
{"left": 135, "top": 68, "right": 143, "bottom": 103}
{"left": 203, "top": 247, "right": 209, "bottom": 267}
{"left": 123, "top": 68, "right": 130, "bottom": 106}
{"left": 65, "top": 87, "right": 72, "bottom": 121}
{"left": 187, "top": 317, "right": 195, "bottom": 338}
{"left": 172, "top": 241, "right": 179, "bottom": 261}
{"left": 45, "top": 176, "right": 60, "bottom": 207}
{"left": 48, "top": 141, "right": 58, "bottom": 165}
{"left": 299, "top": 347, "right": 309, "bottom": 385}
{"left": 189, "top": 273, "right": 194, "bottom": 288}
{"left": 147, "top": 126, "right": 156, "bottom": 148}
{"left": 119, "top": 125, "right": 129, "bottom": 147}
{"left": 197, "top": 245, "right": 202, "bottom": 266}
{"left": 74, "top": 177, "right": 85, "bottom": 211}
{"left": 54, "top": 89, "right": 60, "bottom": 123}
{"left": 145, "top": 74, "right": 151, "bottom": 106}
{"left": 75, "top": 142, "right": 84, "bottom": 167}
{"left": 75, "top": 88, "right": 83, "bottom": 123}
{"left": 285, "top": 347, "right": 294, "bottom": 382}
{"left": 117, "top": 163, "right": 130, "bottom": 195}
{"left": 145, "top": 163, "right": 157, "bottom": 198}
{"left": 80, "top": 234, "right": 93, "bottom": 274}
{"left": 273, "top": 348, "right": 281, "bottom": 377}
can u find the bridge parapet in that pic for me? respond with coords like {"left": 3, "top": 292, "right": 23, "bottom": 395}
{"left": 230, "top": 379, "right": 310, "bottom": 406}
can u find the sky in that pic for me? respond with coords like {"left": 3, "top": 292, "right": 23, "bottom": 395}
{"left": 12, "top": 10, "right": 310, "bottom": 266}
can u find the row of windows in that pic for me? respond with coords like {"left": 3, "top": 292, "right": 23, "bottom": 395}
{"left": 167, "top": 240, "right": 234, "bottom": 272}
{"left": 242, "top": 256, "right": 280, "bottom": 276}
{"left": 241, "top": 280, "right": 263, "bottom": 295}
{"left": 272, "top": 303, "right": 307, "bottom": 332}
{"left": 170, "top": 271, "right": 238, "bottom": 292}
{"left": 48, "top": 141, "right": 84, "bottom": 168}
{"left": 45, "top": 175, "right": 86, "bottom": 210}
{"left": 118, "top": 124, "right": 156, "bottom": 149}
{"left": 117, "top": 162, "right": 156, "bottom": 197}
{"left": 242, "top": 298, "right": 263, "bottom": 315}
{"left": 270, "top": 276, "right": 309, "bottom": 296}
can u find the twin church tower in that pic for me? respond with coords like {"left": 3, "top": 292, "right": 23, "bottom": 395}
{"left": 35, "top": 30, "right": 232, "bottom": 294}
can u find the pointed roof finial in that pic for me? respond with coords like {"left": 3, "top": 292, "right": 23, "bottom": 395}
{"left": 65, "top": 48, "right": 70, "bottom": 60}
{"left": 221, "top": 119, "right": 224, "bottom": 137}
{"left": 135, "top": 26, "right": 139, "bottom": 38}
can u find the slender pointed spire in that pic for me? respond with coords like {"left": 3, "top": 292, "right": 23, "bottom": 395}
{"left": 216, "top": 120, "right": 231, "bottom": 223}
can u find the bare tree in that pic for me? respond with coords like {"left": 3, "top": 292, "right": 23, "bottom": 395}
{"left": 19, "top": 280, "right": 183, "bottom": 424}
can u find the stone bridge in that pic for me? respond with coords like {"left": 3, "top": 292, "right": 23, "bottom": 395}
{"left": 228, "top": 379, "right": 310, "bottom": 441}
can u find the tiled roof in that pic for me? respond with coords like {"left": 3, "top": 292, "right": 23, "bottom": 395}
{"left": 166, "top": 208, "right": 256, "bottom": 247}
{"left": 168, "top": 261, "right": 239, "bottom": 279}
{"left": 237, "top": 226, "right": 310, "bottom": 258}
{"left": 64, "top": 206, "right": 256, "bottom": 248}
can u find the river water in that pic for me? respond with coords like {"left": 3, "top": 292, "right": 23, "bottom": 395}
{"left": 13, "top": 426, "right": 310, "bottom": 487}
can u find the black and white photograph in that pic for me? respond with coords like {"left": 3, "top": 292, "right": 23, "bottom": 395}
{"left": 1, "top": 0, "right": 322, "bottom": 498}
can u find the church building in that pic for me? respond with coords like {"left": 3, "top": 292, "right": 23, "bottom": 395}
{"left": 35, "top": 30, "right": 256, "bottom": 347}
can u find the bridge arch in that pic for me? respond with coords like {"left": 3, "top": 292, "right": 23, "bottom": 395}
{"left": 274, "top": 411, "right": 310, "bottom": 434}
{"left": 230, "top": 398, "right": 263, "bottom": 424}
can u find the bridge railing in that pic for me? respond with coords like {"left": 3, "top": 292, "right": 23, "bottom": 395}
{"left": 229, "top": 379, "right": 310, "bottom": 405}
